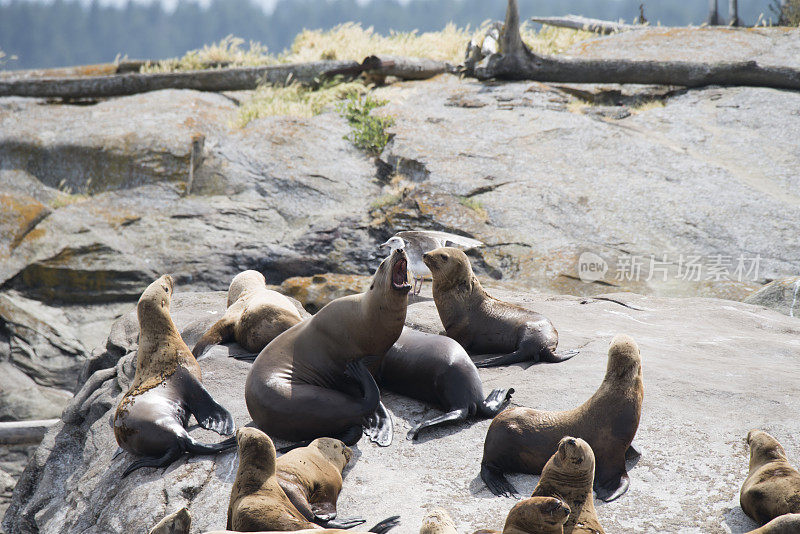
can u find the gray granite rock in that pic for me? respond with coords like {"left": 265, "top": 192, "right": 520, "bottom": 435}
{"left": 744, "top": 276, "right": 800, "bottom": 317}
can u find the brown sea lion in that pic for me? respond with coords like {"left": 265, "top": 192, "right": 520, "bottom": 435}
{"left": 741, "top": 429, "right": 800, "bottom": 525}
{"left": 245, "top": 248, "right": 411, "bottom": 447}
{"left": 419, "top": 509, "right": 458, "bottom": 534}
{"left": 113, "top": 275, "right": 236, "bottom": 477}
{"left": 745, "top": 513, "right": 800, "bottom": 533}
{"left": 481, "top": 334, "right": 643, "bottom": 501}
{"left": 422, "top": 247, "right": 575, "bottom": 368}
{"left": 149, "top": 507, "right": 191, "bottom": 534}
{"left": 378, "top": 327, "right": 513, "bottom": 440}
{"left": 192, "top": 270, "right": 303, "bottom": 358}
{"left": 205, "top": 517, "right": 399, "bottom": 534}
{"left": 275, "top": 438, "right": 364, "bottom": 529}
{"left": 531, "top": 437, "right": 604, "bottom": 534}
{"left": 472, "top": 496, "right": 571, "bottom": 534}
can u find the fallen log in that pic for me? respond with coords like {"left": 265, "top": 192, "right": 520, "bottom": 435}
{"left": 0, "top": 60, "right": 360, "bottom": 99}
{"left": 529, "top": 15, "right": 640, "bottom": 34}
{"left": 470, "top": 0, "right": 800, "bottom": 91}
{"left": 0, "top": 419, "right": 59, "bottom": 445}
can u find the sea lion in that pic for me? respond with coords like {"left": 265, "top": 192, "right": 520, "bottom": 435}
{"left": 149, "top": 507, "right": 191, "bottom": 534}
{"left": 205, "top": 516, "right": 398, "bottom": 534}
{"left": 740, "top": 429, "right": 800, "bottom": 525}
{"left": 245, "top": 248, "right": 411, "bottom": 446}
{"left": 192, "top": 270, "right": 304, "bottom": 358}
{"left": 472, "top": 496, "right": 571, "bottom": 534}
{"left": 422, "top": 247, "right": 575, "bottom": 367}
{"left": 481, "top": 334, "right": 643, "bottom": 502}
{"left": 531, "top": 437, "right": 604, "bottom": 534}
{"left": 378, "top": 327, "right": 513, "bottom": 440}
{"left": 420, "top": 509, "right": 458, "bottom": 534}
{"left": 113, "top": 275, "right": 236, "bottom": 477}
{"left": 745, "top": 513, "right": 800, "bottom": 534}
{"left": 275, "top": 438, "right": 364, "bottom": 529}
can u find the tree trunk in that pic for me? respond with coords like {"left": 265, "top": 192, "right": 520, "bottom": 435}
{"left": 529, "top": 15, "right": 639, "bottom": 35}
{"left": 708, "top": 0, "right": 720, "bottom": 25}
{"left": 729, "top": 0, "right": 739, "bottom": 26}
{"left": 0, "top": 419, "right": 59, "bottom": 445}
{"left": 468, "top": 0, "right": 800, "bottom": 91}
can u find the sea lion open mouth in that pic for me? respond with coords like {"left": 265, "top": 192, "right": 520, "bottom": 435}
{"left": 392, "top": 257, "right": 411, "bottom": 291}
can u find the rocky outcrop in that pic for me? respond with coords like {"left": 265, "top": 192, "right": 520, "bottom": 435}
{"left": 280, "top": 273, "right": 371, "bottom": 313}
{"left": 5, "top": 287, "right": 800, "bottom": 533}
{"left": 744, "top": 276, "right": 800, "bottom": 317}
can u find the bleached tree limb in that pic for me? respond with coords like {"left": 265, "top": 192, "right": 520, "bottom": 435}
{"left": 0, "top": 419, "right": 59, "bottom": 445}
{"left": 529, "top": 15, "right": 640, "bottom": 34}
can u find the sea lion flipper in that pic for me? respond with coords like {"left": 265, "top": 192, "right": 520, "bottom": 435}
{"left": 322, "top": 517, "right": 368, "bottom": 529}
{"left": 479, "top": 388, "right": 514, "bottom": 416}
{"left": 544, "top": 348, "right": 579, "bottom": 363}
{"left": 192, "top": 316, "right": 235, "bottom": 359}
{"left": 595, "top": 471, "right": 630, "bottom": 502}
{"left": 626, "top": 444, "right": 641, "bottom": 461}
{"left": 121, "top": 446, "right": 183, "bottom": 478}
{"left": 480, "top": 464, "right": 519, "bottom": 498}
{"left": 473, "top": 351, "right": 526, "bottom": 368}
{"left": 176, "top": 367, "right": 235, "bottom": 435}
{"left": 368, "top": 515, "right": 401, "bottom": 534}
{"left": 363, "top": 401, "right": 393, "bottom": 447}
{"left": 406, "top": 408, "right": 469, "bottom": 441}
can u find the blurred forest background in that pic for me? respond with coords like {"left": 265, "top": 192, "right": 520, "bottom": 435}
{"left": 0, "top": 0, "right": 787, "bottom": 69}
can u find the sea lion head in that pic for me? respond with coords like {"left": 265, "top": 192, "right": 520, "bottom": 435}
{"left": 370, "top": 247, "right": 412, "bottom": 295}
{"left": 419, "top": 508, "right": 458, "bottom": 534}
{"left": 552, "top": 436, "right": 595, "bottom": 478}
{"left": 228, "top": 270, "right": 265, "bottom": 306}
{"left": 747, "top": 429, "right": 787, "bottom": 470}
{"left": 422, "top": 247, "right": 474, "bottom": 292}
{"left": 236, "top": 427, "right": 277, "bottom": 478}
{"left": 309, "top": 437, "right": 352, "bottom": 471}
{"left": 606, "top": 334, "right": 642, "bottom": 380}
{"left": 137, "top": 274, "right": 174, "bottom": 325}
{"left": 503, "top": 496, "right": 570, "bottom": 534}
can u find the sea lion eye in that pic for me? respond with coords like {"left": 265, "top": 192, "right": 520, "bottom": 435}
{"left": 440, "top": 254, "right": 448, "bottom": 261}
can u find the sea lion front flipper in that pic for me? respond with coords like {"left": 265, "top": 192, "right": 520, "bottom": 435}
{"left": 363, "top": 401, "right": 393, "bottom": 447}
{"left": 480, "top": 464, "right": 520, "bottom": 498}
{"left": 192, "top": 316, "right": 235, "bottom": 359}
{"left": 595, "top": 471, "right": 630, "bottom": 502}
{"left": 122, "top": 446, "right": 183, "bottom": 478}
{"left": 176, "top": 367, "right": 235, "bottom": 436}
{"left": 406, "top": 408, "right": 469, "bottom": 441}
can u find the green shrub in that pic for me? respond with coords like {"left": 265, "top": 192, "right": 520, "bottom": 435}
{"left": 338, "top": 94, "right": 395, "bottom": 156}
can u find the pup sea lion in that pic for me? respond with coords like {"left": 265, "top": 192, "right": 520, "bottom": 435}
{"left": 193, "top": 270, "right": 303, "bottom": 358}
{"left": 745, "top": 513, "right": 800, "bottom": 534}
{"left": 472, "top": 496, "right": 571, "bottom": 534}
{"left": 531, "top": 437, "right": 604, "bottom": 534}
{"left": 741, "top": 429, "right": 800, "bottom": 525}
{"left": 423, "top": 247, "right": 575, "bottom": 367}
{"left": 149, "top": 507, "right": 191, "bottom": 534}
{"left": 245, "top": 248, "right": 411, "bottom": 446}
{"left": 275, "top": 438, "right": 364, "bottom": 529}
{"left": 113, "top": 275, "right": 236, "bottom": 477}
{"left": 481, "top": 334, "right": 643, "bottom": 502}
{"left": 378, "top": 327, "right": 513, "bottom": 440}
{"left": 420, "top": 509, "right": 458, "bottom": 534}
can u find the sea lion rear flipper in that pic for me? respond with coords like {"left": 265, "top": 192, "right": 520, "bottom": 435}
{"left": 480, "top": 463, "right": 519, "bottom": 498}
{"left": 122, "top": 446, "right": 183, "bottom": 478}
{"left": 406, "top": 408, "right": 469, "bottom": 441}
{"left": 363, "top": 401, "right": 393, "bottom": 447}
{"left": 321, "top": 517, "right": 368, "bottom": 529}
{"left": 595, "top": 471, "right": 630, "bottom": 502}
{"left": 479, "top": 387, "right": 515, "bottom": 417}
{"left": 473, "top": 351, "right": 527, "bottom": 368}
{"left": 192, "top": 317, "right": 235, "bottom": 359}
{"left": 368, "top": 515, "right": 401, "bottom": 534}
{"left": 112, "top": 446, "right": 125, "bottom": 460}
{"left": 544, "top": 348, "right": 579, "bottom": 363}
{"left": 175, "top": 367, "right": 235, "bottom": 435}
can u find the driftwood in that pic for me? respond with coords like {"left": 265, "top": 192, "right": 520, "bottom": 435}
{"left": 530, "top": 15, "right": 640, "bottom": 34}
{"left": 0, "top": 55, "right": 453, "bottom": 99}
{"left": 471, "top": 0, "right": 800, "bottom": 91}
{"left": 0, "top": 419, "right": 59, "bottom": 445}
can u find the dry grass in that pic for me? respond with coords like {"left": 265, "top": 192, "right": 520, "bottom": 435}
{"left": 630, "top": 99, "right": 665, "bottom": 114}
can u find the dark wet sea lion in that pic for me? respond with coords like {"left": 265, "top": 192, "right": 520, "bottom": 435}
{"left": 472, "top": 496, "right": 571, "bottom": 534}
{"left": 228, "top": 428, "right": 399, "bottom": 533}
{"left": 245, "top": 248, "right": 411, "bottom": 446}
{"left": 378, "top": 327, "right": 513, "bottom": 440}
{"left": 531, "top": 437, "right": 604, "bottom": 534}
{"left": 113, "top": 275, "right": 236, "bottom": 477}
{"left": 192, "top": 270, "right": 303, "bottom": 358}
{"left": 741, "top": 429, "right": 800, "bottom": 525}
{"left": 422, "top": 247, "right": 575, "bottom": 368}
{"left": 481, "top": 334, "right": 643, "bottom": 502}
{"left": 275, "top": 438, "right": 364, "bottom": 529}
